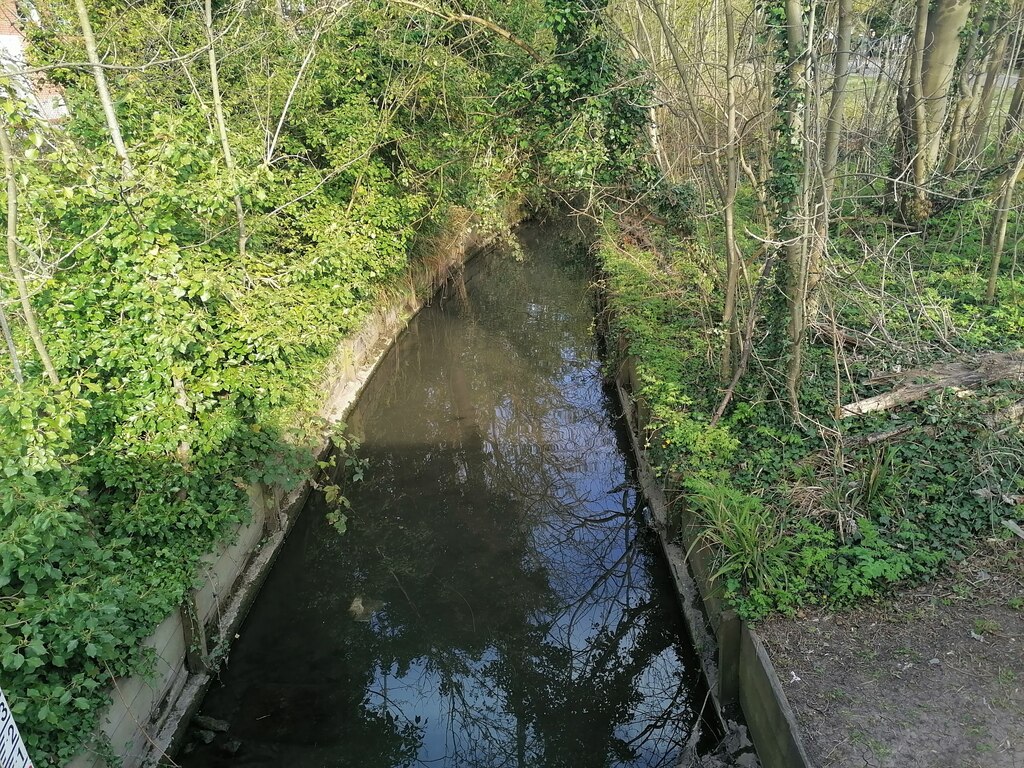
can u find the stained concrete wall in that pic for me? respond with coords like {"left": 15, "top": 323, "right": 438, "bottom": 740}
{"left": 613, "top": 354, "right": 815, "bottom": 768}
{"left": 65, "top": 478, "right": 279, "bottom": 768}
{"left": 64, "top": 220, "right": 507, "bottom": 768}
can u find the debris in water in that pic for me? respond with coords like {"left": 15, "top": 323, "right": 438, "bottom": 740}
{"left": 195, "top": 730, "right": 216, "bottom": 745}
{"left": 349, "top": 595, "right": 383, "bottom": 621}
{"left": 193, "top": 715, "right": 230, "bottom": 733}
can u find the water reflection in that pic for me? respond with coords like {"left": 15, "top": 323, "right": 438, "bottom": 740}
{"left": 180, "top": 220, "right": 707, "bottom": 768}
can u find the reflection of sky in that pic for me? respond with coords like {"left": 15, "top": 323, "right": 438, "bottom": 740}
{"left": 181, "top": 221, "right": 705, "bottom": 768}
{"left": 351, "top": 246, "right": 693, "bottom": 766}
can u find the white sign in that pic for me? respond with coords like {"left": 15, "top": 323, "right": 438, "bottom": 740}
{"left": 0, "top": 687, "right": 33, "bottom": 768}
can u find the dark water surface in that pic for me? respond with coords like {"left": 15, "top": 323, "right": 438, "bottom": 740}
{"left": 180, "top": 219, "right": 709, "bottom": 768}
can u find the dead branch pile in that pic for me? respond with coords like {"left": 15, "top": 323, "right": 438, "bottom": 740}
{"left": 841, "top": 351, "right": 1024, "bottom": 418}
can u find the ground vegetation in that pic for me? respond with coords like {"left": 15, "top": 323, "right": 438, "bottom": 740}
{"left": 598, "top": 0, "right": 1023, "bottom": 621}
{"left": 0, "top": 0, "right": 654, "bottom": 762}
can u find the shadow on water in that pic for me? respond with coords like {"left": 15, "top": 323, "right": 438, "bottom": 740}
{"left": 179, "top": 218, "right": 715, "bottom": 768}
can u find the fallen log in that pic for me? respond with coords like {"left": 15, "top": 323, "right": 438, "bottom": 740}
{"left": 841, "top": 351, "right": 1024, "bottom": 418}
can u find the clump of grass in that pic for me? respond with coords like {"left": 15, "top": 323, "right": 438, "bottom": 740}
{"left": 685, "top": 478, "right": 789, "bottom": 596}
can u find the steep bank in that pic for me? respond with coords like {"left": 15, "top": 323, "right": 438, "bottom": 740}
{"left": 594, "top": 210, "right": 1023, "bottom": 767}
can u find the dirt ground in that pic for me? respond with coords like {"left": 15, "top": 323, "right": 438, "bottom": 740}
{"left": 758, "top": 538, "right": 1024, "bottom": 768}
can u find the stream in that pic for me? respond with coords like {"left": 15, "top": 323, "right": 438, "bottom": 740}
{"left": 179, "top": 217, "right": 713, "bottom": 768}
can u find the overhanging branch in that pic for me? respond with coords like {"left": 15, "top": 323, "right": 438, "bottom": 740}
{"left": 389, "top": 0, "right": 543, "bottom": 62}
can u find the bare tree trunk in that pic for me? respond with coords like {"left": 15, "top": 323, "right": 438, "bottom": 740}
{"left": 648, "top": 107, "right": 669, "bottom": 174}
{"left": 0, "top": 294, "right": 23, "bottom": 385}
{"left": 920, "top": 0, "right": 974, "bottom": 166}
{"left": 968, "top": 31, "right": 1009, "bottom": 156}
{"left": 649, "top": 0, "right": 719, "bottom": 194}
{"left": 1001, "top": 64, "right": 1024, "bottom": 145}
{"left": 720, "top": 0, "right": 740, "bottom": 380}
{"left": 73, "top": 0, "right": 132, "bottom": 174}
{"left": 898, "top": 0, "right": 973, "bottom": 219}
{"left": 865, "top": 37, "right": 896, "bottom": 125}
{"left": 0, "top": 123, "right": 59, "bottom": 385}
{"left": 646, "top": 0, "right": 748, "bottom": 381}
{"left": 745, "top": 11, "right": 776, "bottom": 241}
{"left": 205, "top": 0, "right": 248, "bottom": 260}
{"left": 986, "top": 150, "right": 1024, "bottom": 302}
{"left": 265, "top": 32, "right": 320, "bottom": 165}
{"left": 806, "top": 0, "right": 853, "bottom": 320}
{"left": 625, "top": 3, "right": 670, "bottom": 174}
{"left": 942, "top": 0, "right": 988, "bottom": 173}
{"left": 903, "top": 0, "right": 932, "bottom": 219}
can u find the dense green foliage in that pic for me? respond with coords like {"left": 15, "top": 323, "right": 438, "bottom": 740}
{"left": 0, "top": 0, "right": 653, "bottom": 762}
{"left": 599, "top": 205, "right": 1024, "bottom": 621}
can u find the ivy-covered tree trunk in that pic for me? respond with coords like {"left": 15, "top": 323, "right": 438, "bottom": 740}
{"left": 773, "top": 0, "right": 811, "bottom": 418}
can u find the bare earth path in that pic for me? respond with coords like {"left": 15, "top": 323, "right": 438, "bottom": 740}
{"left": 758, "top": 541, "right": 1023, "bottom": 768}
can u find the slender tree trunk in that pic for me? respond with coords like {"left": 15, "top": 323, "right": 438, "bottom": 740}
{"left": 626, "top": 3, "right": 670, "bottom": 174}
{"left": 265, "top": 34, "right": 319, "bottom": 164}
{"left": 866, "top": 37, "right": 895, "bottom": 125}
{"left": 1000, "top": 63, "right": 1024, "bottom": 146}
{"left": 720, "top": 0, "right": 740, "bottom": 380}
{"left": 986, "top": 150, "right": 1024, "bottom": 302}
{"left": 648, "top": 107, "right": 669, "bottom": 174}
{"left": 746, "top": 10, "right": 775, "bottom": 240}
{"left": 0, "top": 294, "right": 23, "bottom": 385}
{"left": 650, "top": 0, "right": 719, "bottom": 196}
{"left": 73, "top": 0, "right": 132, "bottom": 174}
{"left": 806, "top": 0, "right": 853, "bottom": 320}
{"left": 205, "top": 0, "right": 248, "bottom": 259}
{"left": 942, "top": 0, "right": 988, "bottom": 173}
{"left": 968, "top": 31, "right": 1009, "bottom": 156}
{"left": 898, "top": 0, "right": 973, "bottom": 219}
{"left": 779, "top": 0, "right": 811, "bottom": 417}
{"left": 647, "top": 0, "right": 743, "bottom": 380}
{"left": 903, "top": 0, "right": 932, "bottom": 219}
{"left": 0, "top": 123, "right": 59, "bottom": 385}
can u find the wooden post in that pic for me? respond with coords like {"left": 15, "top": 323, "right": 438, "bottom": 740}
{"left": 262, "top": 482, "right": 283, "bottom": 535}
{"left": 717, "top": 608, "right": 742, "bottom": 709}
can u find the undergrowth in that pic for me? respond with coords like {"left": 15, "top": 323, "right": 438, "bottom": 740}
{"left": 598, "top": 207, "right": 1024, "bottom": 621}
{"left": 0, "top": 0, "right": 657, "bottom": 760}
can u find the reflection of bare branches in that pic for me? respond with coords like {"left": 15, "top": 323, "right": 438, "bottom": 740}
{"left": 334, "top": 246, "right": 700, "bottom": 765}
{"left": 187, "top": 223, "right": 705, "bottom": 768}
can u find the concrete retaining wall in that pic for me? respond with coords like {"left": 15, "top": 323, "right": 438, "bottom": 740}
{"left": 65, "top": 219, "right": 508, "bottom": 768}
{"left": 614, "top": 355, "right": 814, "bottom": 768}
